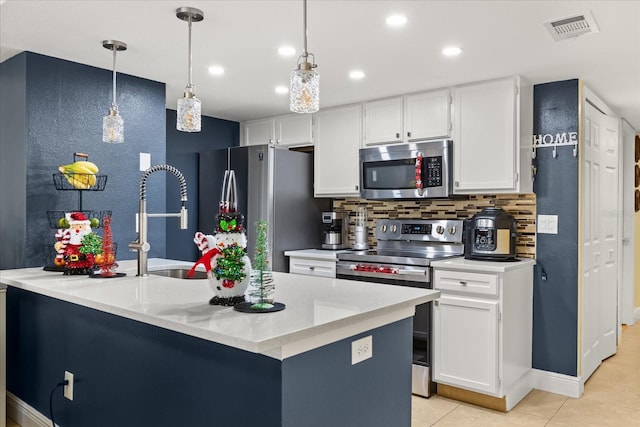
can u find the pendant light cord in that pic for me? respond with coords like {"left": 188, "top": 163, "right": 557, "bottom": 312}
{"left": 187, "top": 14, "right": 193, "bottom": 88}
{"left": 302, "top": 0, "right": 308, "bottom": 59}
{"left": 111, "top": 46, "right": 117, "bottom": 107}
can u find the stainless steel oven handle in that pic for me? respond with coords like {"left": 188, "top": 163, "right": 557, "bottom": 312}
{"left": 396, "top": 269, "right": 428, "bottom": 276}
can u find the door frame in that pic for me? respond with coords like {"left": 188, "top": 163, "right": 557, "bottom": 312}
{"left": 621, "top": 119, "right": 637, "bottom": 326}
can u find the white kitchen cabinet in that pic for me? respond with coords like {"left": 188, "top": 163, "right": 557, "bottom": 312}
{"left": 404, "top": 89, "right": 451, "bottom": 142}
{"left": 431, "top": 258, "right": 535, "bottom": 411}
{"left": 285, "top": 249, "right": 347, "bottom": 278}
{"left": 363, "top": 97, "right": 404, "bottom": 146}
{"left": 242, "top": 118, "right": 274, "bottom": 146}
{"left": 241, "top": 114, "right": 312, "bottom": 148}
{"left": 313, "top": 104, "right": 362, "bottom": 197}
{"left": 451, "top": 76, "right": 533, "bottom": 194}
{"left": 434, "top": 295, "right": 499, "bottom": 394}
{"left": 289, "top": 257, "right": 336, "bottom": 278}
{"left": 363, "top": 90, "right": 451, "bottom": 146}
{"left": 274, "top": 114, "right": 313, "bottom": 147}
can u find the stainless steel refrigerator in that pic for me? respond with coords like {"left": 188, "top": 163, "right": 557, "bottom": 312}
{"left": 199, "top": 145, "right": 329, "bottom": 272}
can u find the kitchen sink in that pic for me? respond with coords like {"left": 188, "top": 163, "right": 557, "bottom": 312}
{"left": 149, "top": 268, "right": 208, "bottom": 279}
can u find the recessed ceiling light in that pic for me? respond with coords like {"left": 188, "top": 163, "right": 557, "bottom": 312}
{"left": 349, "top": 70, "right": 365, "bottom": 80}
{"left": 386, "top": 14, "right": 407, "bottom": 27}
{"left": 275, "top": 86, "right": 289, "bottom": 95}
{"left": 442, "top": 46, "right": 463, "bottom": 57}
{"left": 208, "top": 65, "right": 225, "bottom": 76}
{"left": 278, "top": 45, "right": 296, "bottom": 56}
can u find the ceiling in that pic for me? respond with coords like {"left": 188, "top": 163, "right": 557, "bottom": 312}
{"left": 1, "top": 0, "right": 639, "bottom": 129}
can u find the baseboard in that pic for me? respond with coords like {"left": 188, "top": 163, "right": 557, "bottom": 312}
{"left": 505, "top": 370, "right": 534, "bottom": 411}
{"left": 7, "top": 393, "right": 51, "bottom": 427}
{"left": 531, "top": 369, "right": 583, "bottom": 398}
{"left": 634, "top": 307, "right": 640, "bottom": 322}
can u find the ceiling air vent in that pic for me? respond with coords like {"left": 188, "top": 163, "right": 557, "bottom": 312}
{"left": 544, "top": 11, "right": 600, "bottom": 41}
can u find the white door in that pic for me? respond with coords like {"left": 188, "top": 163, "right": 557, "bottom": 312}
{"left": 582, "top": 102, "right": 619, "bottom": 381}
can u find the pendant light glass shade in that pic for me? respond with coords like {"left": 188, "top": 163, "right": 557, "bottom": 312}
{"left": 102, "top": 40, "right": 127, "bottom": 143}
{"left": 290, "top": 0, "right": 319, "bottom": 113}
{"left": 176, "top": 7, "right": 204, "bottom": 132}
{"left": 290, "top": 64, "right": 319, "bottom": 114}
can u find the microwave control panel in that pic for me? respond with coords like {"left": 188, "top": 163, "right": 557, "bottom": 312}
{"left": 424, "top": 156, "right": 443, "bottom": 187}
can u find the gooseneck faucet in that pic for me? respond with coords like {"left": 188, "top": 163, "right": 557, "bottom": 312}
{"left": 129, "top": 164, "right": 188, "bottom": 276}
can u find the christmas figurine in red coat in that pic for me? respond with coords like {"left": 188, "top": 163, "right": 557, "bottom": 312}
{"left": 54, "top": 212, "right": 96, "bottom": 274}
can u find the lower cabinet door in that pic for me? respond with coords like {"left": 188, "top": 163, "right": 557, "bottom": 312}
{"left": 434, "top": 295, "right": 500, "bottom": 395}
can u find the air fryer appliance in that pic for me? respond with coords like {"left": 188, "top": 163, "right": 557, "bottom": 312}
{"left": 465, "top": 207, "right": 517, "bottom": 261}
{"left": 322, "top": 211, "right": 349, "bottom": 250}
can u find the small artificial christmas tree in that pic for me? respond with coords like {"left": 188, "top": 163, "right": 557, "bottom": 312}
{"left": 248, "top": 220, "right": 274, "bottom": 309}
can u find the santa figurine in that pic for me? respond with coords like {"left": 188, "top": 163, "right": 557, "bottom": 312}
{"left": 54, "top": 212, "right": 95, "bottom": 274}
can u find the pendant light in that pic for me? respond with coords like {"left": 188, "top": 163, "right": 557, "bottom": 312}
{"left": 290, "top": 0, "right": 319, "bottom": 113}
{"left": 102, "top": 40, "right": 127, "bottom": 143}
{"left": 176, "top": 6, "right": 204, "bottom": 132}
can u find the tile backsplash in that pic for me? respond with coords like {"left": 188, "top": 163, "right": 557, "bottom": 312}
{"left": 333, "top": 194, "right": 536, "bottom": 259}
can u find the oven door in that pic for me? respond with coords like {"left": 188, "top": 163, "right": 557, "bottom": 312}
{"left": 359, "top": 139, "right": 452, "bottom": 199}
{"left": 336, "top": 261, "right": 435, "bottom": 397}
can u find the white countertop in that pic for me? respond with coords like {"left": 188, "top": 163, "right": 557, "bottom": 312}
{"left": 0, "top": 258, "right": 438, "bottom": 360}
{"left": 284, "top": 248, "right": 351, "bottom": 261}
{"left": 431, "top": 256, "right": 536, "bottom": 273}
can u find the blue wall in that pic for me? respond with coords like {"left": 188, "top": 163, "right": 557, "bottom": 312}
{"left": 532, "top": 79, "right": 579, "bottom": 376}
{"left": 0, "top": 52, "right": 167, "bottom": 268}
{"left": 8, "top": 287, "right": 412, "bottom": 427}
{"left": 165, "top": 109, "right": 239, "bottom": 262}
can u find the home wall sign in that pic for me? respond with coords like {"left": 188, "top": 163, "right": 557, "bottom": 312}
{"left": 532, "top": 132, "right": 578, "bottom": 159}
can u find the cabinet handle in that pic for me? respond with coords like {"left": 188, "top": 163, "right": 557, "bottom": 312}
{"left": 355, "top": 185, "right": 359, "bottom": 191}
{"left": 407, "top": 131, "right": 411, "bottom": 138}
{"left": 309, "top": 266, "right": 315, "bottom": 271}
{"left": 454, "top": 181, "right": 459, "bottom": 187}
{"left": 269, "top": 138, "right": 273, "bottom": 143}
{"left": 459, "top": 281, "right": 467, "bottom": 285}
{"left": 396, "top": 132, "right": 400, "bottom": 139}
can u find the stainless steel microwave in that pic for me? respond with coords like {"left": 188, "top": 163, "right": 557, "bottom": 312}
{"left": 359, "top": 139, "right": 453, "bottom": 199}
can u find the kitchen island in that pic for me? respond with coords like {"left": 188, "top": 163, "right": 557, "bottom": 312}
{"left": 2, "top": 259, "right": 439, "bottom": 427}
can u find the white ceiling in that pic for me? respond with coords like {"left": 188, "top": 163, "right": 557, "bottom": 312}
{"left": 1, "top": 0, "right": 639, "bottom": 129}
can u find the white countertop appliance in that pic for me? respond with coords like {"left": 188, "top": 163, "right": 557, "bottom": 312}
{"left": 464, "top": 207, "right": 517, "bottom": 261}
{"left": 359, "top": 139, "right": 453, "bottom": 199}
{"left": 337, "top": 218, "right": 465, "bottom": 397}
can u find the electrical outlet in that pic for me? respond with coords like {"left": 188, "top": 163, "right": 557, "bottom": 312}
{"left": 351, "top": 335, "right": 373, "bottom": 365}
{"left": 64, "top": 371, "right": 74, "bottom": 401}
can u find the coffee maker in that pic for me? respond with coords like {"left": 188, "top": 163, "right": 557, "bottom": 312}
{"left": 322, "top": 211, "right": 349, "bottom": 250}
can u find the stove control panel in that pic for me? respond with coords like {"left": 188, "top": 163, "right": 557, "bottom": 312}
{"left": 376, "top": 218, "right": 464, "bottom": 243}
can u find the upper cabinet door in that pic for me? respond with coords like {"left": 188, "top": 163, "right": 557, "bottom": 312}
{"left": 314, "top": 104, "right": 362, "bottom": 197}
{"left": 452, "top": 77, "right": 522, "bottom": 194}
{"left": 275, "top": 114, "right": 313, "bottom": 147}
{"left": 363, "top": 97, "right": 404, "bottom": 146}
{"left": 404, "top": 89, "right": 451, "bottom": 141}
{"left": 242, "top": 118, "right": 274, "bottom": 146}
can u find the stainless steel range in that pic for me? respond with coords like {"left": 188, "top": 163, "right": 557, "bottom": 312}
{"left": 337, "top": 218, "right": 464, "bottom": 397}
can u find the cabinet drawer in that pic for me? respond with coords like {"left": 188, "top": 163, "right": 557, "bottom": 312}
{"left": 434, "top": 270, "right": 499, "bottom": 296}
{"left": 289, "top": 258, "right": 336, "bottom": 278}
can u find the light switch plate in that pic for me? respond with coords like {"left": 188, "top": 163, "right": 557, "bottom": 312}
{"left": 537, "top": 214, "right": 559, "bottom": 234}
{"left": 139, "top": 153, "right": 151, "bottom": 171}
{"left": 351, "top": 335, "right": 373, "bottom": 365}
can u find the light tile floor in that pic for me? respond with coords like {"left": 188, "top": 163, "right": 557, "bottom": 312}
{"left": 412, "top": 323, "right": 640, "bottom": 426}
{"left": 6, "top": 324, "right": 640, "bottom": 426}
